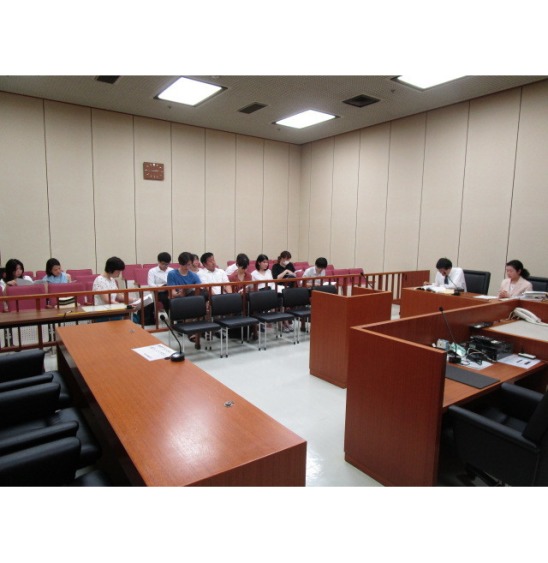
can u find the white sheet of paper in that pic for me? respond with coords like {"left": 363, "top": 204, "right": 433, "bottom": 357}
{"left": 132, "top": 343, "right": 176, "bottom": 361}
{"left": 497, "top": 354, "right": 542, "bottom": 369}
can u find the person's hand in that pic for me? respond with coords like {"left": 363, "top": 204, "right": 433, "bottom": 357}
{"left": 498, "top": 290, "right": 509, "bottom": 299}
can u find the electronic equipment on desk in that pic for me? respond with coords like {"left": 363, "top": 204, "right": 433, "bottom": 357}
{"left": 511, "top": 307, "right": 546, "bottom": 325}
{"left": 468, "top": 335, "right": 513, "bottom": 362}
{"left": 521, "top": 291, "right": 548, "bottom": 301}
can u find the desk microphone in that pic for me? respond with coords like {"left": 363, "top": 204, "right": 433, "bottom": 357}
{"left": 446, "top": 275, "right": 463, "bottom": 295}
{"left": 438, "top": 307, "right": 466, "bottom": 363}
{"left": 159, "top": 313, "right": 185, "bottom": 362}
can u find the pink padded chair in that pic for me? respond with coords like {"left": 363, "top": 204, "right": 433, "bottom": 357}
{"left": 66, "top": 269, "right": 93, "bottom": 279}
{"left": 5, "top": 285, "right": 47, "bottom": 311}
{"left": 47, "top": 282, "right": 86, "bottom": 306}
{"left": 122, "top": 264, "right": 143, "bottom": 282}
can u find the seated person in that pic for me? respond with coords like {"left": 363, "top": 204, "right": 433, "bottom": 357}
{"left": 147, "top": 252, "right": 173, "bottom": 313}
{"left": 189, "top": 253, "right": 202, "bottom": 275}
{"left": 271, "top": 251, "right": 296, "bottom": 284}
{"left": 198, "top": 252, "right": 232, "bottom": 295}
{"left": 226, "top": 253, "right": 248, "bottom": 276}
{"left": 167, "top": 251, "right": 202, "bottom": 297}
{"left": 228, "top": 254, "right": 252, "bottom": 294}
{"left": 251, "top": 254, "right": 275, "bottom": 290}
{"left": 498, "top": 259, "right": 533, "bottom": 298}
{"left": 303, "top": 257, "right": 328, "bottom": 285}
{"left": 92, "top": 256, "right": 127, "bottom": 321}
{"left": 433, "top": 257, "right": 467, "bottom": 291}
{"left": 42, "top": 258, "right": 72, "bottom": 283}
{"left": 1, "top": 258, "right": 33, "bottom": 289}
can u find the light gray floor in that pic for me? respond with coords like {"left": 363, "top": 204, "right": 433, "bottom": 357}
{"left": 45, "top": 306, "right": 402, "bottom": 487}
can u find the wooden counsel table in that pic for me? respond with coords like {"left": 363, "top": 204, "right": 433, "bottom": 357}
{"left": 399, "top": 287, "right": 483, "bottom": 318}
{"left": 56, "top": 321, "right": 307, "bottom": 486}
{"left": 309, "top": 287, "right": 393, "bottom": 388}
{"left": 344, "top": 299, "right": 548, "bottom": 486}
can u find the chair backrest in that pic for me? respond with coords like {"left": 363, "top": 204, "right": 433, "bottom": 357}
{"left": 310, "top": 284, "right": 338, "bottom": 295}
{"left": 523, "top": 391, "right": 548, "bottom": 444}
{"left": 528, "top": 276, "right": 548, "bottom": 293}
{"left": 210, "top": 293, "right": 244, "bottom": 317}
{"left": 34, "top": 270, "right": 47, "bottom": 280}
{"left": 282, "top": 287, "right": 310, "bottom": 308}
{"left": 66, "top": 269, "right": 93, "bottom": 278}
{"left": 5, "top": 285, "right": 47, "bottom": 311}
{"left": 463, "top": 269, "right": 491, "bottom": 294}
{"left": 248, "top": 289, "right": 278, "bottom": 314}
{"left": 47, "top": 282, "right": 85, "bottom": 306}
{"left": 122, "top": 264, "right": 143, "bottom": 281}
{"left": 134, "top": 268, "right": 151, "bottom": 287}
{"left": 170, "top": 295, "right": 207, "bottom": 322}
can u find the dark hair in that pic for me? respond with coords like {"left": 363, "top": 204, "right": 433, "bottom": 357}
{"left": 5, "top": 258, "right": 24, "bottom": 282}
{"left": 104, "top": 256, "right": 125, "bottom": 274}
{"left": 315, "top": 257, "right": 328, "bottom": 269}
{"left": 45, "top": 258, "right": 61, "bottom": 276}
{"left": 278, "top": 251, "right": 292, "bottom": 262}
{"left": 178, "top": 252, "right": 193, "bottom": 266}
{"left": 200, "top": 252, "right": 214, "bottom": 265}
{"left": 436, "top": 257, "right": 452, "bottom": 270}
{"left": 236, "top": 253, "right": 250, "bottom": 269}
{"left": 191, "top": 254, "right": 199, "bottom": 262}
{"left": 506, "top": 259, "right": 530, "bottom": 279}
{"left": 157, "top": 252, "right": 171, "bottom": 264}
{"left": 255, "top": 254, "right": 269, "bottom": 270}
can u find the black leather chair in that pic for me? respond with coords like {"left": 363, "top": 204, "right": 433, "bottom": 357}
{"left": 0, "top": 349, "right": 71, "bottom": 407}
{"left": 247, "top": 290, "right": 295, "bottom": 350}
{"left": 310, "top": 284, "right": 338, "bottom": 295}
{"left": 528, "top": 276, "right": 548, "bottom": 292}
{"left": 210, "top": 293, "right": 259, "bottom": 357}
{"left": 169, "top": 295, "right": 221, "bottom": 353}
{"left": 0, "top": 437, "right": 112, "bottom": 486}
{"left": 0, "top": 382, "right": 101, "bottom": 469}
{"left": 463, "top": 269, "right": 491, "bottom": 295}
{"left": 448, "top": 383, "right": 548, "bottom": 486}
{"left": 282, "top": 287, "right": 311, "bottom": 342}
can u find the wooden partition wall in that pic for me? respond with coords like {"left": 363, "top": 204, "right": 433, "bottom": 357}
{"left": 344, "top": 299, "right": 548, "bottom": 486}
{"left": 399, "top": 287, "right": 483, "bottom": 317}
{"left": 309, "top": 287, "right": 393, "bottom": 388}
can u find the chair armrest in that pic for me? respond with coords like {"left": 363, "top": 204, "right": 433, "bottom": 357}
{"left": 0, "top": 350, "right": 46, "bottom": 382}
{"left": 0, "top": 373, "right": 54, "bottom": 393}
{"left": 500, "top": 382, "right": 544, "bottom": 421}
{"left": 449, "top": 405, "right": 540, "bottom": 453}
{"left": 0, "top": 421, "right": 79, "bottom": 456}
{"left": 0, "top": 382, "right": 60, "bottom": 428}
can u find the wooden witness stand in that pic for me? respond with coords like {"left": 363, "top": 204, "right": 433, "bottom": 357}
{"left": 309, "top": 287, "right": 393, "bottom": 388}
{"left": 56, "top": 321, "right": 307, "bottom": 486}
{"left": 344, "top": 298, "right": 548, "bottom": 486}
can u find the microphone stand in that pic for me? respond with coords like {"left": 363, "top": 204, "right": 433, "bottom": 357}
{"left": 160, "top": 313, "right": 185, "bottom": 362}
{"left": 438, "top": 307, "right": 465, "bottom": 363}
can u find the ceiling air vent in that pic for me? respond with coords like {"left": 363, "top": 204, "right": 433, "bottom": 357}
{"left": 95, "top": 76, "right": 121, "bottom": 85}
{"left": 342, "top": 94, "right": 380, "bottom": 108}
{"left": 238, "top": 102, "right": 267, "bottom": 114}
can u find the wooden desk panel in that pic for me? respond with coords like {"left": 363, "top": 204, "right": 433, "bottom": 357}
{"left": 309, "top": 290, "right": 392, "bottom": 388}
{"left": 400, "top": 288, "right": 483, "bottom": 318}
{"left": 57, "top": 321, "right": 306, "bottom": 486}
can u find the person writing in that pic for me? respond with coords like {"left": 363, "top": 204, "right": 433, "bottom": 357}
{"left": 93, "top": 256, "right": 126, "bottom": 305}
{"left": 433, "top": 258, "right": 467, "bottom": 291}
{"left": 228, "top": 254, "right": 252, "bottom": 294}
{"left": 498, "top": 259, "right": 533, "bottom": 298}
{"left": 1, "top": 258, "right": 33, "bottom": 289}
{"left": 302, "top": 257, "right": 328, "bottom": 286}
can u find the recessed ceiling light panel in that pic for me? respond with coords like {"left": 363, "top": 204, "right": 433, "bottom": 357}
{"left": 394, "top": 74, "right": 466, "bottom": 90}
{"left": 157, "top": 77, "right": 224, "bottom": 106}
{"left": 276, "top": 109, "right": 336, "bottom": 129}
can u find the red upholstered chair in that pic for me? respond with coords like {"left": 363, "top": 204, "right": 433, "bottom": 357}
{"left": 5, "top": 285, "right": 47, "bottom": 311}
{"left": 134, "top": 268, "right": 151, "bottom": 287}
{"left": 122, "top": 264, "right": 143, "bottom": 282}
{"left": 47, "top": 282, "right": 86, "bottom": 306}
{"left": 34, "top": 271, "right": 47, "bottom": 281}
{"left": 66, "top": 269, "right": 93, "bottom": 279}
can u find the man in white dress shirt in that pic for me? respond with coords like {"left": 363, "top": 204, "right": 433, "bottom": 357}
{"left": 147, "top": 252, "right": 174, "bottom": 312}
{"left": 434, "top": 257, "right": 467, "bottom": 291}
{"left": 198, "top": 252, "right": 232, "bottom": 295}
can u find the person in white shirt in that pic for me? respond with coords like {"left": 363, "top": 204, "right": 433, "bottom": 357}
{"left": 147, "top": 252, "right": 173, "bottom": 313}
{"left": 433, "top": 258, "right": 467, "bottom": 291}
{"left": 93, "top": 256, "right": 126, "bottom": 306}
{"left": 198, "top": 252, "right": 232, "bottom": 295}
{"left": 251, "top": 254, "right": 275, "bottom": 290}
{"left": 1, "top": 258, "right": 33, "bottom": 289}
{"left": 302, "top": 257, "right": 328, "bottom": 286}
{"left": 225, "top": 253, "right": 248, "bottom": 277}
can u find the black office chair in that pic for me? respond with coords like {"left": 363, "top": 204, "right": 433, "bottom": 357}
{"left": 0, "top": 437, "right": 112, "bottom": 486}
{"left": 0, "top": 349, "right": 71, "bottom": 407}
{"left": 169, "top": 295, "right": 221, "bottom": 353}
{"left": 310, "top": 284, "right": 338, "bottom": 295}
{"left": 448, "top": 383, "right": 548, "bottom": 486}
{"left": 528, "top": 276, "right": 548, "bottom": 292}
{"left": 0, "top": 382, "right": 101, "bottom": 469}
{"left": 463, "top": 269, "right": 491, "bottom": 294}
{"left": 210, "top": 293, "right": 259, "bottom": 357}
{"left": 247, "top": 290, "right": 295, "bottom": 350}
{"left": 282, "top": 287, "right": 311, "bottom": 343}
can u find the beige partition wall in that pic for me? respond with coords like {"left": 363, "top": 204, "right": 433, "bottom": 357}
{"left": 355, "top": 123, "right": 390, "bottom": 272}
{"left": 172, "top": 124, "right": 206, "bottom": 259}
{"left": 44, "top": 101, "right": 96, "bottom": 270}
{"left": 92, "top": 110, "right": 136, "bottom": 269}
{"left": 297, "top": 144, "right": 312, "bottom": 262}
{"left": 287, "top": 144, "right": 301, "bottom": 257}
{"left": 383, "top": 113, "right": 426, "bottom": 271}
{"left": 458, "top": 89, "right": 521, "bottom": 287}
{"left": 508, "top": 80, "right": 548, "bottom": 278}
{"left": 0, "top": 93, "right": 50, "bottom": 270}
{"left": 330, "top": 131, "right": 360, "bottom": 267}
{"left": 417, "top": 103, "right": 468, "bottom": 280}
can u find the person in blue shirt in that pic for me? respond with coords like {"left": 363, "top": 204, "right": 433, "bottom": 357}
{"left": 167, "top": 251, "right": 202, "bottom": 296}
{"left": 43, "top": 258, "right": 72, "bottom": 283}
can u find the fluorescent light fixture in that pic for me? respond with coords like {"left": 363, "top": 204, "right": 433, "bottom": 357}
{"left": 276, "top": 109, "right": 336, "bottom": 129}
{"left": 396, "top": 74, "right": 466, "bottom": 89}
{"left": 157, "top": 77, "right": 223, "bottom": 106}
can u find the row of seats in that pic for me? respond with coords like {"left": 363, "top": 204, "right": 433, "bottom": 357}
{"left": 168, "top": 285, "right": 337, "bottom": 356}
{"left": 0, "top": 350, "right": 111, "bottom": 486}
